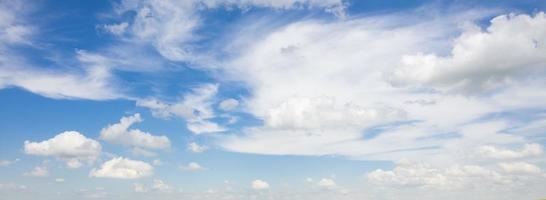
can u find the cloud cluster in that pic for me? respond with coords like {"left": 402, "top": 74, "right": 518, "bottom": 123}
{"left": 100, "top": 113, "right": 171, "bottom": 151}
{"left": 24, "top": 131, "right": 102, "bottom": 168}
{"left": 217, "top": 9, "right": 546, "bottom": 165}
{"left": 90, "top": 157, "right": 153, "bottom": 179}
{"left": 251, "top": 179, "right": 269, "bottom": 190}
{"left": 389, "top": 13, "right": 546, "bottom": 94}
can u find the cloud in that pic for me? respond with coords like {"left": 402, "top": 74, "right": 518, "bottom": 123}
{"left": 476, "top": 143, "right": 543, "bottom": 159}
{"left": 218, "top": 98, "right": 239, "bottom": 111}
{"left": 133, "top": 179, "right": 174, "bottom": 193}
{"left": 55, "top": 178, "right": 65, "bottom": 183}
{"left": 0, "top": 0, "right": 123, "bottom": 100}
{"left": 90, "top": 157, "right": 153, "bottom": 179}
{"left": 368, "top": 160, "right": 505, "bottom": 190}
{"left": 24, "top": 131, "right": 102, "bottom": 168}
{"left": 109, "top": 0, "right": 345, "bottom": 63}
{"left": 137, "top": 84, "right": 226, "bottom": 134}
{"left": 100, "top": 22, "right": 129, "bottom": 36}
{"left": 499, "top": 162, "right": 543, "bottom": 174}
{"left": 180, "top": 162, "right": 205, "bottom": 171}
{"left": 0, "top": 1, "right": 33, "bottom": 45}
{"left": 251, "top": 179, "right": 269, "bottom": 190}
{"left": 100, "top": 113, "right": 171, "bottom": 150}
{"left": 214, "top": 9, "right": 546, "bottom": 165}
{"left": 23, "top": 165, "right": 49, "bottom": 177}
{"left": 389, "top": 12, "right": 546, "bottom": 94}
{"left": 187, "top": 142, "right": 208, "bottom": 153}
{"left": 0, "top": 50, "right": 123, "bottom": 100}
{"left": 317, "top": 178, "right": 336, "bottom": 189}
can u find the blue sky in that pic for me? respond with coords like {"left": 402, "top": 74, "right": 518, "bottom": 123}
{"left": 1, "top": 0, "right": 546, "bottom": 199}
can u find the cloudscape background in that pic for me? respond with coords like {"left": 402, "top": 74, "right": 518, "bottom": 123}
{"left": 1, "top": 0, "right": 546, "bottom": 199}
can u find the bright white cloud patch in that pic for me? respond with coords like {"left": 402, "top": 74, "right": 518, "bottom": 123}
{"left": 100, "top": 113, "right": 171, "bottom": 150}
{"left": 476, "top": 143, "right": 543, "bottom": 159}
{"left": 251, "top": 179, "right": 269, "bottom": 190}
{"left": 389, "top": 12, "right": 546, "bottom": 94}
{"left": 90, "top": 157, "right": 153, "bottom": 179}
{"left": 24, "top": 131, "right": 101, "bottom": 168}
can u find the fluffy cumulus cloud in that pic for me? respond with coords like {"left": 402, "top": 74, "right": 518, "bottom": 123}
{"left": 137, "top": 84, "right": 226, "bottom": 134}
{"left": 251, "top": 179, "right": 269, "bottom": 190}
{"left": 24, "top": 131, "right": 102, "bottom": 168}
{"left": 90, "top": 157, "right": 153, "bottom": 179}
{"left": 389, "top": 12, "right": 546, "bottom": 94}
{"left": 368, "top": 159, "right": 546, "bottom": 190}
{"left": 100, "top": 113, "right": 171, "bottom": 151}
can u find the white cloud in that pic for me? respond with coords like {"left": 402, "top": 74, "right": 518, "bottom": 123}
{"left": 89, "top": 157, "right": 153, "bottom": 179}
{"left": 251, "top": 179, "right": 269, "bottom": 190}
{"left": 55, "top": 178, "right": 65, "bottom": 183}
{"left": 101, "top": 22, "right": 129, "bottom": 36}
{"left": 137, "top": 84, "right": 226, "bottom": 134}
{"left": 24, "top": 131, "right": 101, "bottom": 168}
{"left": 317, "top": 178, "right": 336, "bottom": 189}
{"left": 476, "top": 143, "right": 543, "bottom": 159}
{"left": 100, "top": 113, "right": 171, "bottom": 150}
{"left": 0, "top": 2, "right": 33, "bottom": 45}
{"left": 389, "top": 12, "right": 546, "bottom": 94}
{"left": 187, "top": 120, "right": 226, "bottom": 134}
{"left": 219, "top": 98, "right": 239, "bottom": 111}
{"left": 112, "top": 0, "right": 345, "bottom": 63}
{"left": 498, "top": 162, "right": 543, "bottom": 174}
{"left": 180, "top": 162, "right": 205, "bottom": 171}
{"left": 151, "top": 179, "right": 173, "bottom": 192}
{"left": 368, "top": 160, "right": 507, "bottom": 190}
{"left": 0, "top": 50, "right": 122, "bottom": 100}
{"left": 215, "top": 9, "right": 546, "bottom": 165}
{"left": 187, "top": 142, "right": 208, "bottom": 153}
{"left": 23, "top": 165, "right": 48, "bottom": 177}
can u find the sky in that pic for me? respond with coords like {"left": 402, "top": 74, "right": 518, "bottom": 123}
{"left": 1, "top": 0, "right": 546, "bottom": 199}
